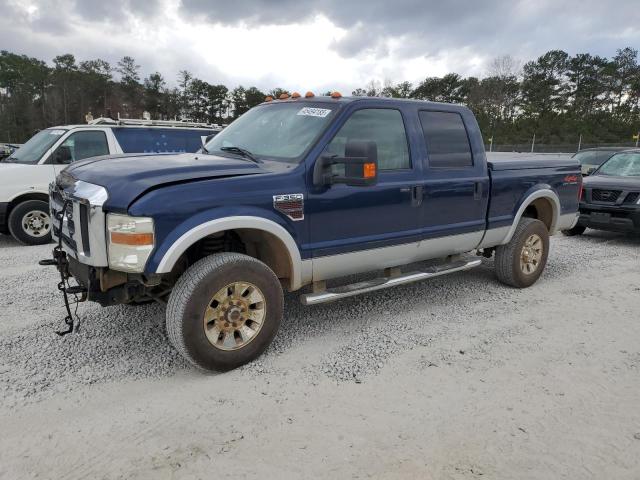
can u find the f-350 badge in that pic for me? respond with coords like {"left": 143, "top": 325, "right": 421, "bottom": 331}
{"left": 273, "top": 194, "right": 304, "bottom": 221}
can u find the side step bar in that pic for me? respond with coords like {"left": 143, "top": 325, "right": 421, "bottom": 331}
{"left": 300, "top": 258, "right": 482, "bottom": 306}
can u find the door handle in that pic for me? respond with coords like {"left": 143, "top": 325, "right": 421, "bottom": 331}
{"left": 474, "top": 182, "right": 483, "bottom": 200}
{"left": 401, "top": 186, "right": 423, "bottom": 207}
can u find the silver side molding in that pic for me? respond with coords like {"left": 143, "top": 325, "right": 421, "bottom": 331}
{"left": 301, "top": 258, "right": 482, "bottom": 306}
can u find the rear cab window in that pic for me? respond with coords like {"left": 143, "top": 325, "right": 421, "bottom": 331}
{"left": 113, "top": 128, "right": 212, "bottom": 154}
{"left": 419, "top": 110, "right": 473, "bottom": 168}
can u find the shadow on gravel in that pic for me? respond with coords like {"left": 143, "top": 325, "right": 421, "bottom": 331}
{"left": 0, "top": 233, "right": 20, "bottom": 247}
{"left": 2, "top": 266, "right": 501, "bottom": 404}
{"left": 1, "top": 230, "right": 621, "bottom": 403}
{"left": 579, "top": 229, "right": 640, "bottom": 246}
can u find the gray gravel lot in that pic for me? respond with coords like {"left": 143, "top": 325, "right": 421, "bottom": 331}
{"left": 0, "top": 230, "right": 639, "bottom": 479}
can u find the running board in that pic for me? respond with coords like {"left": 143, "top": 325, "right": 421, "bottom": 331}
{"left": 300, "top": 258, "right": 482, "bottom": 306}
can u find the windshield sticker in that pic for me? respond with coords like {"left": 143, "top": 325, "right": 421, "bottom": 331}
{"left": 49, "top": 129, "right": 65, "bottom": 135}
{"left": 297, "top": 107, "right": 332, "bottom": 118}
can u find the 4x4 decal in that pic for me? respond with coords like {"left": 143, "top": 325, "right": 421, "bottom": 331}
{"left": 273, "top": 194, "right": 304, "bottom": 221}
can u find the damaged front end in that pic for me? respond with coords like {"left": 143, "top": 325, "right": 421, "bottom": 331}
{"left": 40, "top": 177, "right": 166, "bottom": 335}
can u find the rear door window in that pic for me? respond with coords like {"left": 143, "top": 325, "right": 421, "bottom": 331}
{"left": 419, "top": 111, "right": 473, "bottom": 168}
{"left": 113, "top": 128, "right": 211, "bottom": 154}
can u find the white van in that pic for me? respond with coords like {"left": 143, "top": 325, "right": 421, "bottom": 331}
{"left": 0, "top": 119, "right": 221, "bottom": 245}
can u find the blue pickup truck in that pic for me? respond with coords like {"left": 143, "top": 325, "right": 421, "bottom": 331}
{"left": 44, "top": 94, "right": 580, "bottom": 371}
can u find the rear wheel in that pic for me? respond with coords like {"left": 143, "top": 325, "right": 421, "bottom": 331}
{"left": 166, "top": 252, "right": 283, "bottom": 371}
{"left": 8, "top": 200, "right": 52, "bottom": 245}
{"left": 495, "top": 218, "right": 549, "bottom": 288}
{"left": 562, "top": 225, "right": 586, "bottom": 236}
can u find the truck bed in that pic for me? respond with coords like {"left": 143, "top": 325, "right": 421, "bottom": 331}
{"left": 485, "top": 154, "right": 580, "bottom": 236}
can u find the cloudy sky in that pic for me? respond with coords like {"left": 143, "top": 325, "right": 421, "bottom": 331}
{"left": 2, "top": 0, "right": 639, "bottom": 93}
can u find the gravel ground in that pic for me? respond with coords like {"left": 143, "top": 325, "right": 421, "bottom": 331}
{"left": 1, "top": 229, "right": 639, "bottom": 479}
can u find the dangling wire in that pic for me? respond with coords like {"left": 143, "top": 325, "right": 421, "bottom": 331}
{"left": 54, "top": 199, "right": 81, "bottom": 336}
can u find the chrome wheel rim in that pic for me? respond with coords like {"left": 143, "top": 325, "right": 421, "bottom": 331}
{"left": 203, "top": 282, "right": 266, "bottom": 351}
{"left": 21, "top": 210, "right": 51, "bottom": 237}
{"left": 520, "top": 233, "right": 543, "bottom": 274}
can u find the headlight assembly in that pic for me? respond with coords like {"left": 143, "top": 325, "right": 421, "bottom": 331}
{"left": 107, "top": 214, "right": 154, "bottom": 272}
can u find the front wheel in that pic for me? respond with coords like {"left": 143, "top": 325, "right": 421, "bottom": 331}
{"left": 166, "top": 253, "right": 283, "bottom": 372}
{"left": 8, "top": 200, "right": 52, "bottom": 245}
{"left": 494, "top": 218, "right": 549, "bottom": 288}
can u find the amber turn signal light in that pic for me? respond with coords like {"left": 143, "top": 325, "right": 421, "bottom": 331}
{"left": 363, "top": 162, "right": 376, "bottom": 179}
{"left": 110, "top": 232, "right": 154, "bottom": 246}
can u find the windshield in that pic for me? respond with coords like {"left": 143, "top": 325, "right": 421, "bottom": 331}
{"left": 204, "top": 102, "right": 337, "bottom": 163}
{"left": 4, "top": 129, "right": 67, "bottom": 164}
{"left": 597, "top": 153, "right": 640, "bottom": 176}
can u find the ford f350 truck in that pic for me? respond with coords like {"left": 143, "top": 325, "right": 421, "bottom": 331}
{"left": 43, "top": 94, "right": 581, "bottom": 371}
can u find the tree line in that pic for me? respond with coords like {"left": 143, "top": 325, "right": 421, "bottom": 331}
{"left": 1, "top": 48, "right": 639, "bottom": 146}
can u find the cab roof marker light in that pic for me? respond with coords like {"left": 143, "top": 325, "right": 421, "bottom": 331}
{"left": 305, "top": 91, "right": 315, "bottom": 98}
{"left": 330, "top": 91, "right": 342, "bottom": 99}
{"left": 291, "top": 92, "right": 301, "bottom": 99}
{"left": 265, "top": 96, "right": 274, "bottom": 102}
{"left": 279, "top": 93, "right": 290, "bottom": 100}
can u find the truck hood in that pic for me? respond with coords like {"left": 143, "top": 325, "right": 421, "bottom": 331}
{"left": 583, "top": 174, "right": 640, "bottom": 190}
{"left": 64, "top": 152, "right": 266, "bottom": 211}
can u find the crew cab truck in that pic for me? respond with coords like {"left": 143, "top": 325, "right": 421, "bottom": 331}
{"left": 1, "top": 118, "right": 220, "bottom": 245}
{"left": 45, "top": 95, "right": 580, "bottom": 371}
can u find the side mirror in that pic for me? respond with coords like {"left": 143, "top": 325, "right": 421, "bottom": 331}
{"left": 585, "top": 167, "right": 596, "bottom": 176}
{"left": 313, "top": 140, "right": 378, "bottom": 187}
{"left": 53, "top": 145, "right": 73, "bottom": 164}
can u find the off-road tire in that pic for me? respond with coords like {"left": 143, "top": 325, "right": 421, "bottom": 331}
{"left": 8, "top": 200, "right": 52, "bottom": 245}
{"left": 166, "top": 252, "right": 283, "bottom": 372}
{"left": 562, "top": 225, "right": 586, "bottom": 236}
{"left": 494, "top": 217, "right": 549, "bottom": 288}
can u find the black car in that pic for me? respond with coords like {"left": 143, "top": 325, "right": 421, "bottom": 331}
{"left": 572, "top": 147, "right": 630, "bottom": 176}
{"left": 564, "top": 149, "right": 640, "bottom": 235}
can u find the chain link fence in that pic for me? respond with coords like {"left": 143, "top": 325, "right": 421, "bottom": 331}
{"left": 486, "top": 142, "right": 638, "bottom": 154}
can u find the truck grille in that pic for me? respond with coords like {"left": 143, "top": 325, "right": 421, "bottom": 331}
{"left": 623, "top": 192, "right": 639, "bottom": 204}
{"left": 49, "top": 181, "right": 109, "bottom": 267}
{"left": 591, "top": 189, "right": 621, "bottom": 203}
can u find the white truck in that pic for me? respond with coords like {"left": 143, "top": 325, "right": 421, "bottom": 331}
{"left": 0, "top": 119, "right": 221, "bottom": 245}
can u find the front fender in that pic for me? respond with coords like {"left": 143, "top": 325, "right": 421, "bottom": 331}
{"left": 147, "top": 208, "right": 307, "bottom": 290}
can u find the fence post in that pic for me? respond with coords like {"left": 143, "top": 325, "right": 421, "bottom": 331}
{"left": 531, "top": 133, "right": 536, "bottom": 153}
{"left": 578, "top": 134, "right": 582, "bottom": 151}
